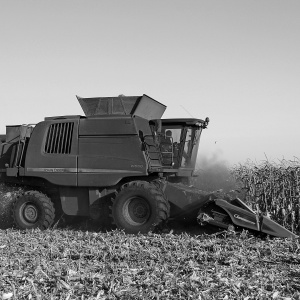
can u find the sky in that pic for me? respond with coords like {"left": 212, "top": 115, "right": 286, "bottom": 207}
{"left": 1, "top": 0, "right": 299, "bottom": 166}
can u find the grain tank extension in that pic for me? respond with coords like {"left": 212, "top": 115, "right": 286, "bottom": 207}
{"left": 0, "top": 94, "right": 296, "bottom": 238}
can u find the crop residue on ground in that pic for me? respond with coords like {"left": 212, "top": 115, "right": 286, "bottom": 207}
{"left": 0, "top": 229, "right": 299, "bottom": 299}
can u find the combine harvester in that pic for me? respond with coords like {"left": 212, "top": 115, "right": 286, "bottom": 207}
{"left": 0, "top": 95, "right": 296, "bottom": 238}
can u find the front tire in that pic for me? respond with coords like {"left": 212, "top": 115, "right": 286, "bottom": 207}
{"left": 110, "top": 181, "right": 170, "bottom": 234}
{"left": 12, "top": 191, "right": 55, "bottom": 230}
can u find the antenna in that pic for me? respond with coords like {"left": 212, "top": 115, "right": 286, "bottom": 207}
{"left": 180, "top": 105, "right": 194, "bottom": 118}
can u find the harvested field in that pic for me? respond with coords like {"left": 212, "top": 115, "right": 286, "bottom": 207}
{"left": 0, "top": 229, "right": 299, "bottom": 300}
{"left": 1, "top": 161, "right": 300, "bottom": 299}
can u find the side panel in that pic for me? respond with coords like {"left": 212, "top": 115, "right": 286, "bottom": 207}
{"left": 79, "top": 116, "right": 137, "bottom": 135}
{"left": 59, "top": 186, "right": 90, "bottom": 216}
{"left": 25, "top": 119, "right": 79, "bottom": 186}
{"left": 77, "top": 117, "right": 148, "bottom": 187}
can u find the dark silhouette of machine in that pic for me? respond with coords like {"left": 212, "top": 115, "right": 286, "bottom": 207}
{"left": 0, "top": 95, "right": 296, "bottom": 238}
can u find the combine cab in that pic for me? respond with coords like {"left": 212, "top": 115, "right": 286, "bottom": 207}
{"left": 0, "top": 94, "right": 296, "bottom": 238}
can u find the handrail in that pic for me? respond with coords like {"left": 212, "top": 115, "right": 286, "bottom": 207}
{"left": 143, "top": 133, "right": 174, "bottom": 167}
{"left": 13, "top": 124, "right": 34, "bottom": 168}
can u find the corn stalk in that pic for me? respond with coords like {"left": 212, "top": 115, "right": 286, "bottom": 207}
{"left": 231, "top": 159, "right": 300, "bottom": 233}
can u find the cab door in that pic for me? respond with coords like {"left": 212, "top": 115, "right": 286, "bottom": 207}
{"left": 160, "top": 126, "right": 185, "bottom": 168}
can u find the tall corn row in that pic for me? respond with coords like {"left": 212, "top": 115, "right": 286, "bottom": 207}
{"left": 231, "top": 159, "right": 300, "bottom": 233}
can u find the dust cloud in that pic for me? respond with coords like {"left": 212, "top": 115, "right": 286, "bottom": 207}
{"left": 192, "top": 153, "right": 239, "bottom": 193}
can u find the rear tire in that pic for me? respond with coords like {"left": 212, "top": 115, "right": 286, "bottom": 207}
{"left": 12, "top": 191, "right": 55, "bottom": 230}
{"left": 110, "top": 181, "right": 170, "bottom": 234}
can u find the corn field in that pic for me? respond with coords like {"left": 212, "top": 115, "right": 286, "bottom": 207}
{"left": 231, "top": 159, "right": 300, "bottom": 234}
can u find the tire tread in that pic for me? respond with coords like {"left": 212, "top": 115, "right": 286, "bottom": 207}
{"left": 109, "top": 180, "right": 170, "bottom": 233}
{"left": 12, "top": 191, "right": 55, "bottom": 230}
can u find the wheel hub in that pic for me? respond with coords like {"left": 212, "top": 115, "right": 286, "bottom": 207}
{"left": 123, "top": 197, "right": 150, "bottom": 226}
{"left": 132, "top": 202, "right": 148, "bottom": 218}
{"left": 22, "top": 204, "right": 39, "bottom": 223}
